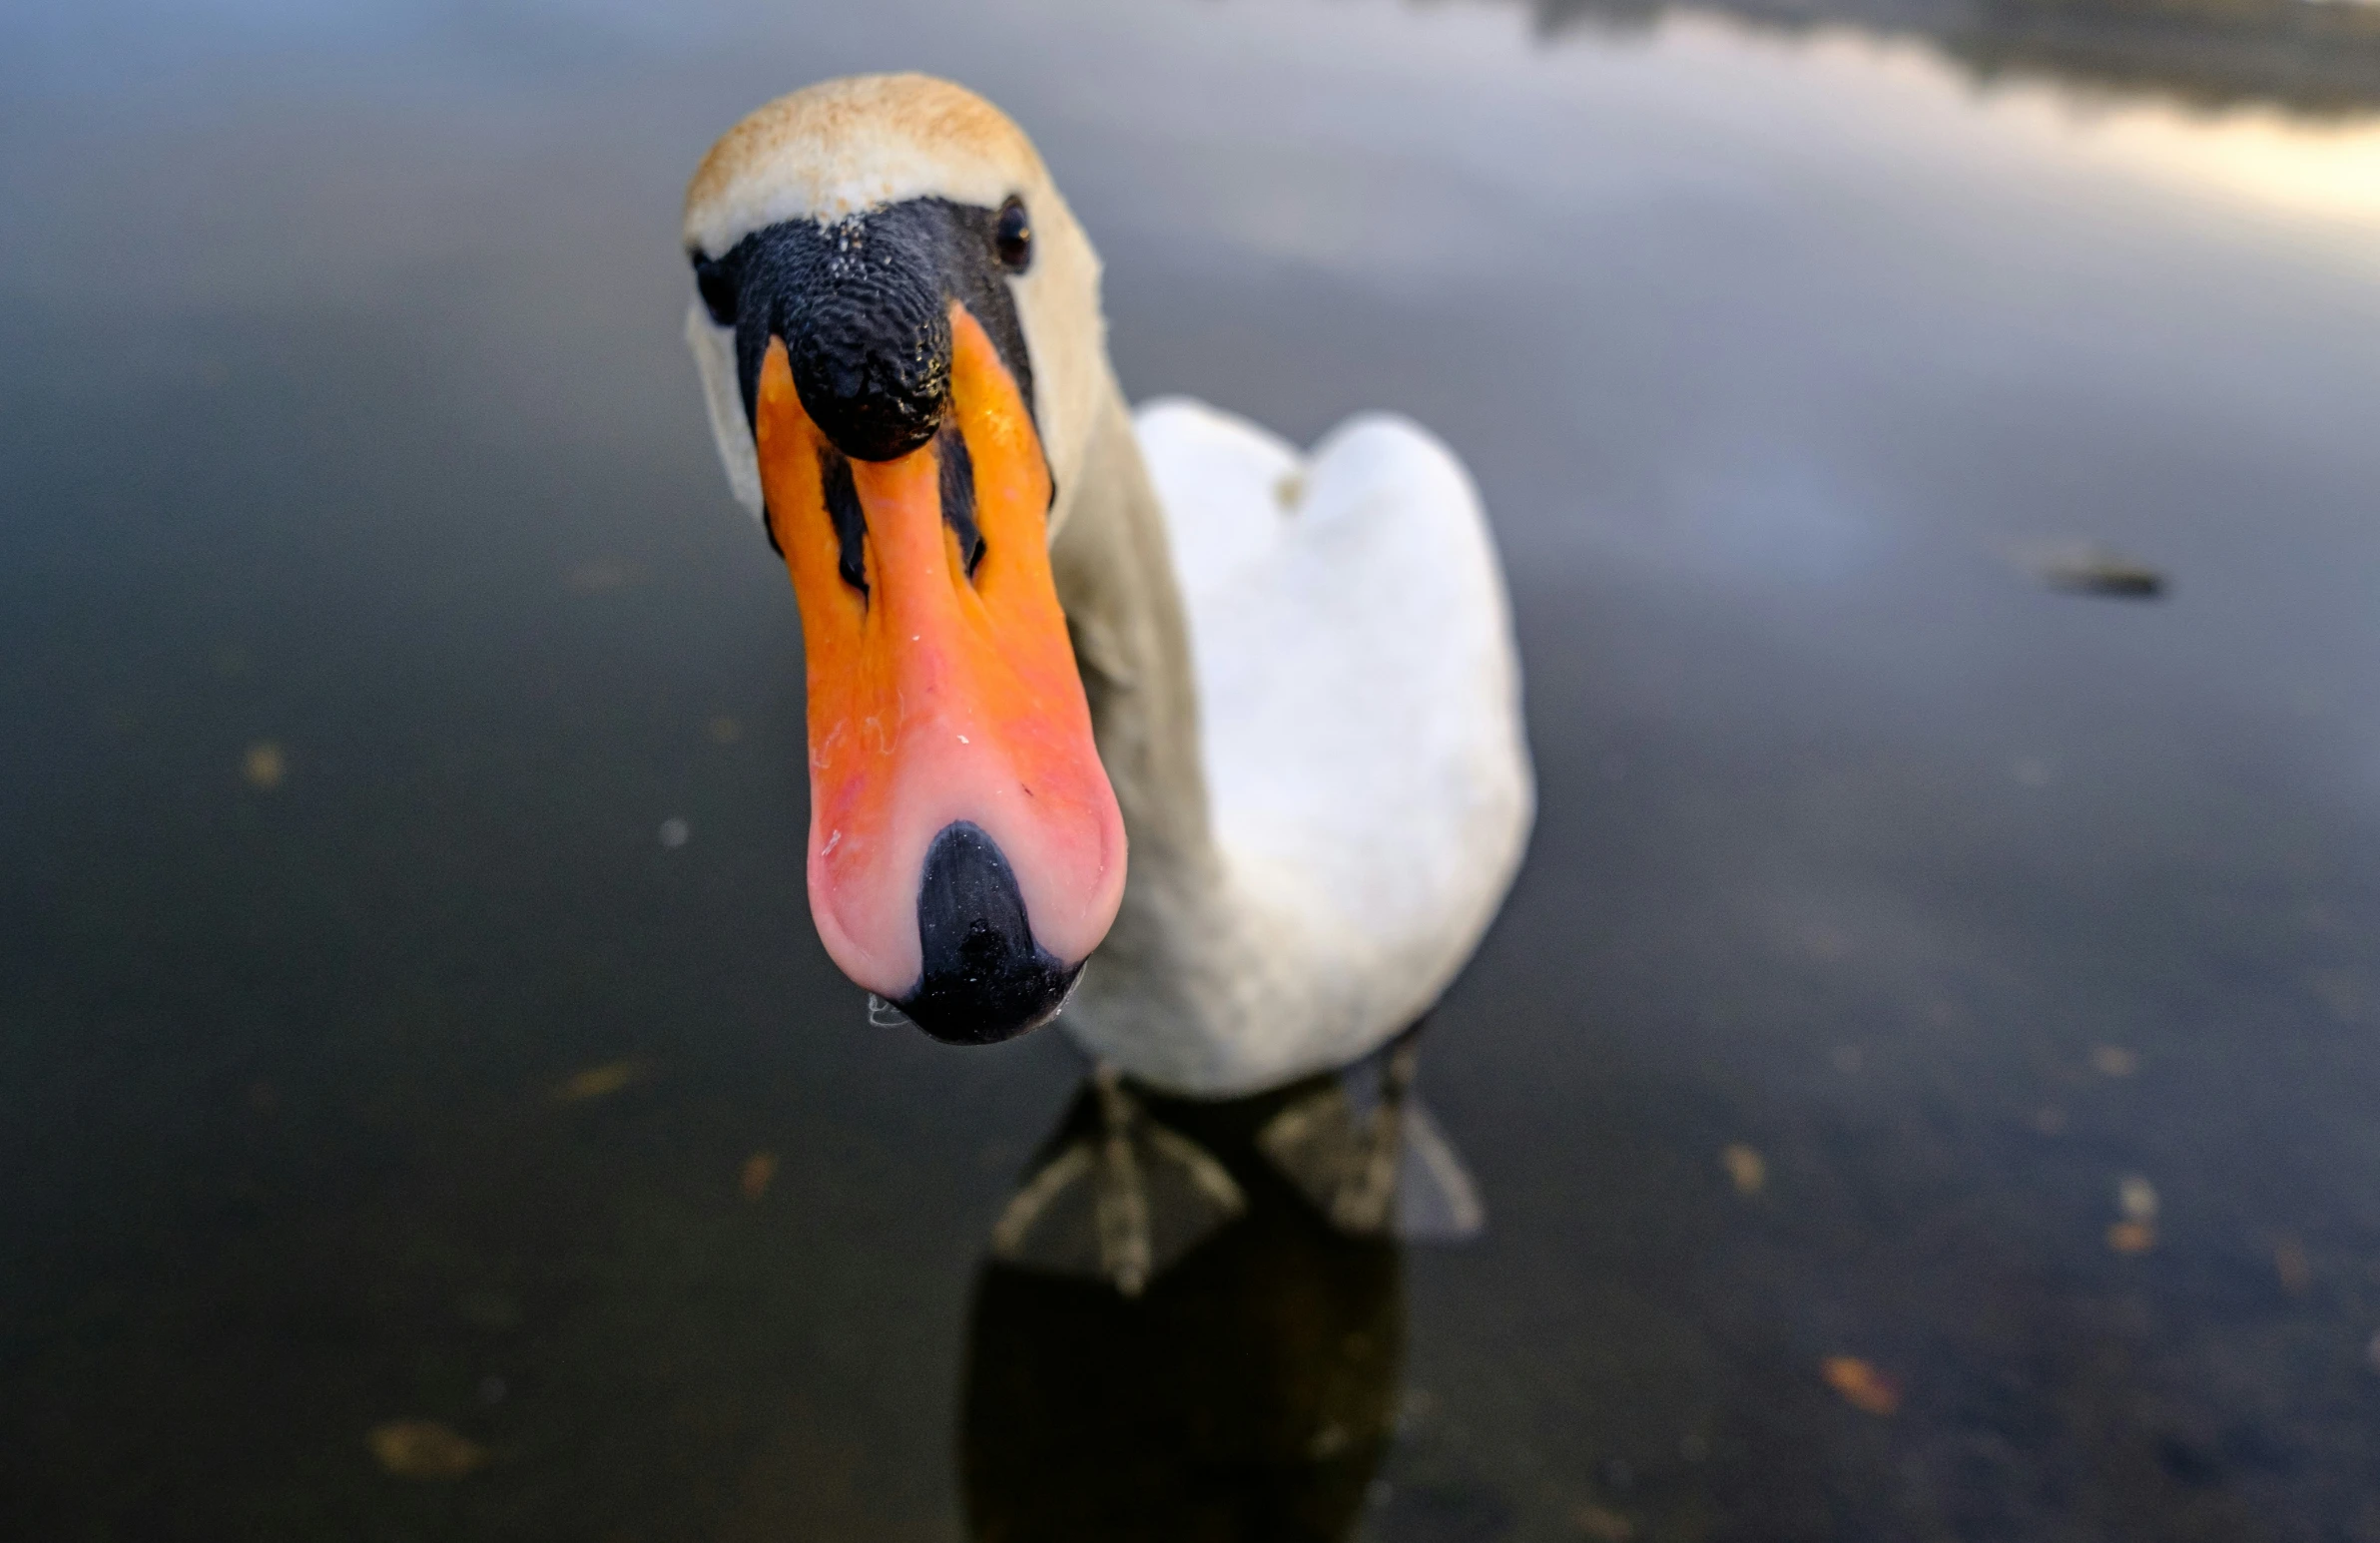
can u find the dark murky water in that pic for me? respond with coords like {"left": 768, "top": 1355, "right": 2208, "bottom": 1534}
{"left": 7, "top": 1, "right": 2380, "bottom": 1538}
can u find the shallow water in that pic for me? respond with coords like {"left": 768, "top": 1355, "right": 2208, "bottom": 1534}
{"left": 6, "top": 1, "right": 2380, "bottom": 1538}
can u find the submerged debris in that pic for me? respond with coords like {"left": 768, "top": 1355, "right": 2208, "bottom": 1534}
{"left": 367, "top": 1419, "right": 486, "bottom": 1479}
{"left": 2105, "top": 1175, "right": 2161, "bottom": 1254}
{"left": 2274, "top": 1236, "right": 2312, "bottom": 1295}
{"left": 2108, "top": 1221, "right": 2157, "bottom": 1254}
{"left": 2030, "top": 543, "right": 2167, "bottom": 600}
{"left": 1720, "top": 1144, "right": 1767, "bottom": 1197}
{"left": 741, "top": 1150, "right": 778, "bottom": 1201}
{"left": 2090, "top": 1045, "right": 2140, "bottom": 1078}
{"left": 1821, "top": 1355, "right": 1901, "bottom": 1416}
{"left": 553, "top": 1060, "right": 640, "bottom": 1103}
{"left": 1573, "top": 1501, "right": 1638, "bottom": 1541}
{"left": 243, "top": 742, "right": 286, "bottom": 790}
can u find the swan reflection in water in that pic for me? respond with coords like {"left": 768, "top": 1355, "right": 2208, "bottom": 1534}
{"left": 960, "top": 1071, "right": 1409, "bottom": 1542}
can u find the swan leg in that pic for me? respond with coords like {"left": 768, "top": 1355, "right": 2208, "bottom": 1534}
{"left": 1257, "top": 1021, "right": 1486, "bottom": 1242}
{"left": 989, "top": 1064, "right": 1246, "bottom": 1297}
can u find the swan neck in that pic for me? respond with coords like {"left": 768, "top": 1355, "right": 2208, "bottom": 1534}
{"left": 1051, "top": 372, "right": 1211, "bottom": 875}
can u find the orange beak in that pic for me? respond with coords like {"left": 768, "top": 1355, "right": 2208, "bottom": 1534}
{"left": 753, "top": 303, "right": 1125, "bottom": 1041}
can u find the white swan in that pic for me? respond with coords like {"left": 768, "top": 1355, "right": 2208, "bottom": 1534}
{"left": 681, "top": 75, "right": 1531, "bottom": 1284}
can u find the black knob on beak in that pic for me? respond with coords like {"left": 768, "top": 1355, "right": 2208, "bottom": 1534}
{"left": 704, "top": 200, "right": 1042, "bottom": 472}
{"left": 786, "top": 247, "right": 951, "bottom": 463}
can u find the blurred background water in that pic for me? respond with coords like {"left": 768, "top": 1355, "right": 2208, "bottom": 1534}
{"left": 6, "top": 0, "right": 2380, "bottom": 1538}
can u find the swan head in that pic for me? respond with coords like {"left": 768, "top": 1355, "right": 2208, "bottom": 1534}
{"left": 681, "top": 75, "right": 1125, "bottom": 1045}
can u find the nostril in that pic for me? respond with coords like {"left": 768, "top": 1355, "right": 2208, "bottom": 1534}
{"left": 900, "top": 821, "right": 1079, "bottom": 1045}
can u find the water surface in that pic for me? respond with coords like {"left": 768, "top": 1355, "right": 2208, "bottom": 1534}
{"left": 6, "top": 1, "right": 2380, "bottom": 1538}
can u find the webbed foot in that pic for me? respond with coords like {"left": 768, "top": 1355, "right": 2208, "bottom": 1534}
{"left": 1257, "top": 1023, "right": 1485, "bottom": 1241}
{"left": 989, "top": 1065, "right": 1245, "bottom": 1296}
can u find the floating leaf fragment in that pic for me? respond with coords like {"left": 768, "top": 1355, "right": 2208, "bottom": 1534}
{"left": 367, "top": 1419, "right": 486, "bottom": 1479}
{"left": 1821, "top": 1355, "right": 1900, "bottom": 1416}
{"left": 244, "top": 742, "right": 286, "bottom": 790}
{"left": 741, "top": 1150, "right": 778, "bottom": 1201}
{"left": 554, "top": 1061, "right": 640, "bottom": 1103}
{"left": 2107, "top": 1221, "right": 2157, "bottom": 1255}
{"left": 1720, "top": 1144, "right": 1766, "bottom": 1197}
{"left": 2089, "top": 1045, "right": 2139, "bottom": 1078}
{"left": 2275, "top": 1236, "right": 2312, "bottom": 1295}
{"left": 1573, "top": 1501, "right": 1638, "bottom": 1541}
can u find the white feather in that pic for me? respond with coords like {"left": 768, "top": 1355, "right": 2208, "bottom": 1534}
{"left": 1060, "top": 399, "right": 1534, "bottom": 1095}
{"left": 685, "top": 301, "right": 764, "bottom": 520}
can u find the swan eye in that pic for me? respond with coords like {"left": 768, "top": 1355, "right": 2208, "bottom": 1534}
{"left": 993, "top": 198, "right": 1032, "bottom": 273}
{"left": 692, "top": 250, "right": 738, "bottom": 326}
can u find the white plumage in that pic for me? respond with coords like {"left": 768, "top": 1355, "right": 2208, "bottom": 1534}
{"left": 1055, "top": 400, "right": 1534, "bottom": 1096}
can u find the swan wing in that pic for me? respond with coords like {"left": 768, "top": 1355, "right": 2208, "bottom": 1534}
{"left": 1125, "top": 398, "right": 1534, "bottom": 1090}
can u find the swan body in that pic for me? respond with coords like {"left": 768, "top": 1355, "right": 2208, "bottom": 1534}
{"left": 679, "top": 74, "right": 1531, "bottom": 1102}
{"left": 1059, "top": 402, "right": 1531, "bottom": 1095}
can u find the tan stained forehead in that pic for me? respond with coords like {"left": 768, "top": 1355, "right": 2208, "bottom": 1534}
{"left": 683, "top": 74, "right": 1048, "bottom": 257}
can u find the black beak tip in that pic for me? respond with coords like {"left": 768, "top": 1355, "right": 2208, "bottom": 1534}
{"left": 896, "top": 822, "right": 1081, "bottom": 1046}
